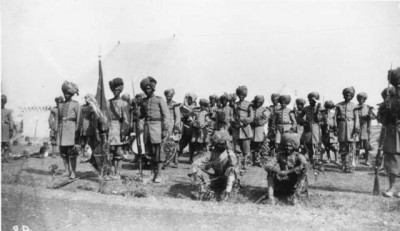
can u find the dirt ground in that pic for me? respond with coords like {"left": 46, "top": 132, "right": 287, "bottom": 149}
{"left": 2, "top": 128, "right": 400, "bottom": 230}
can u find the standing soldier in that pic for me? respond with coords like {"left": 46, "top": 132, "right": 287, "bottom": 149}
{"left": 58, "top": 82, "right": 81, "bottom": 179}
{"left": 267, "top": 93, "right": 282, "bottom": 156}
{"left": 297, "top": 92, "right": 323, "bottom": 165}
{"left": 107, "top": 78, "right": 130, "bottom": 179}
{"left": 179, "top": 93, "right": 197, "bottom": 160}
{"left": 140, "top": 76, "right": 169, "bottom": 183}
{"left": 336, "top": 86, "right": 360, "bottom": 173}
{"left": 215, "top": 93, "right": 234, "bottom": 133}
{"left": 208, "top": 94, "right": 219, "bottom": 140}
{"left": 49, "top": 96, "right": 64, "bottom": 155}
{"left": 272, "top": 95, "right": 297, "bottom": 152}
{"left": 321, "top": 100, "right": 339, "bottom": 164}
{"left": 250, "top": 95, "right": 270, "bottom": 166}
{"left": 376, "top": 68, "right": 400, "bottom": 197}
{"left": 164, "top": 88, "right": 181, "bottom": 167}
{"left": 294, "top": 98, "right": 306, "bottom": 153}
{"left": 190, "top": 99, "right": 212, "bottom": 161}
{"left": 232, "top": 86, "right": 254, "bottom": 170}
{"left": 2, "top": 95, "right": 14, "bottom": 163}
{"left": 355, "top": 92, "right": 375, "bottom": 166}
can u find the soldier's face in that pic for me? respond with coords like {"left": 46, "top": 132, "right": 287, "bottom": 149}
{"left": 144, "top": 86, "right": 154, "bottom": 97}
{"left": 344, "top": 93, "right": 353, "bottom": 102}
{"left": 238, "top": 93, "right": 246, "bottom": 101}
{"left": 284, "top": 143, "right": 294, "bottom": 154}
{"left": 64, "top": 93, "right": 72, "bottom": 101}
{"left": 221, "top": 99, "right": 228, "bottom": 107}
{"left": 165, "top": 94, "right": 173, "bottom": 102}
{"left": 296, "top": 103, "right": 304, "bottom": 110}
{"left": 308, "top": 97, "right": 316, "bottom": 107}
{"left": 272, "top": 98, "right": 278, "bottom": 105}
{"left": 187, "top": 97, "right": 193, "bottom": 105}
{"left": 357, "top": 98, "right": 365, "bottom": 104}
{"left": 254, "top": 100, "right": 262, "bottom": 108}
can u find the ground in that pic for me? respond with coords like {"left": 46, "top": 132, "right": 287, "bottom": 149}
{"left": 2, "top": 128, "right": 400, "bottom": 231}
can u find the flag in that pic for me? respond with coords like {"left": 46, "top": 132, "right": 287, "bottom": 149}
{"left": 95, "top": 59, "right": 111, "bottom": 122}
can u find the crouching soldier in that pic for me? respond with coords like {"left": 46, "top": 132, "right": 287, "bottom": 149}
{"left": 264, "top": 133, "right": 308, "bottom": 204}
{"left": 188, "top": 130, "right": 238, "bottom": 201}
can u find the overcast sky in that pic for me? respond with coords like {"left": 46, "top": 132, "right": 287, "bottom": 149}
{"left": 2, "top": 0, "right": 400, "bottom": 108}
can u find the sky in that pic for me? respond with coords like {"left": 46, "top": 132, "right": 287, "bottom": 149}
{"left": 2, "top": 0, "right": 400, "bottom": 108}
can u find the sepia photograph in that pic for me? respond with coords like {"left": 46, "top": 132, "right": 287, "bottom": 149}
{"left": 2, "top": 0, "right": 400, "bottom": 230}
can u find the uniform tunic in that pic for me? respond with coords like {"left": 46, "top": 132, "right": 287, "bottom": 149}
{"left": 140, "top": 94, "right": 169, "bottom": 144}
{"left": 298, "top": 106, "right": 322, "bottom": 144}
{"left": 251, "top": 107, "right": 270, "bottom": 142}
{"left": 321, "top": 109, "right": 338, "bottom": 144}
{"left": 356, "top": 104, "right": 374, "bottom": 140}
{"left": 57, "top": 100, "right": 80, "bottom": 146}
{"left": 273, "top": 108, "right": 296, "bottom": 143}
{"left": 191, "top": 109, "right": 210, "bottom": 143}
{"left": 215, "top": 105, "right": 234, "bottom": 132}
{"left": 48, "top": 107, "right": 59, "bottom": 145}
{"left": 166, "top": 100, "right": 181, "bottom": 141}
{"left": 107, "top": 98, "right": 129, "bottom": 146}
{"left": 335, "top": 101, "right": 360, "bottom": 142}
{"left": 232, "top": 100, "right": 254, "bottom": 140}
{"left": 294, "top": 109, "right": 305, "bottom": 140}
{"left": 2, "top": 108, "right": 14, "bottom": 143}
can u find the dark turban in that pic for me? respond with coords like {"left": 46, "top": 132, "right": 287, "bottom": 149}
{"left": 356, "top": 92, "right": 368, "bottom": 101}
{"left": 271, "top": 93, "right": 281, "bottom": 101}
{"left": 209, "top": 94, "right": 219, "bottom": 101}
{"left": 61, "top": 81, "right": 79, "bottom": 96}
{"left": 307, "top": 92, "right": 320, "bottom": 100}
{"left": 281, "top": 133, "right": 300, "bottom": 150}
{"left": 236, "top": 86, "right": 248, "bottom": 97}
{"left": 381, "top": 86, "right": 396, "bottom": 99}
{"left": 109, "top": 78, "right": 124, "bottom": 91}
{"left": 220, "top": 93, "right": 229, "bottom": 101}
{"left": 164, "top": 88, "right": 175, "bottom": 96}
{"left": 211, "top": 130, "right": 231, "bottom": 144}
{"left": 342, "top": 86, "right": 355, "bottom": 97}
{"left": 55, "top": 96, "right": 64, "bottom": 103}
{"left": 253, "top": 95, "right": 265, "bottom": 105}
{"left": 278, "top": 95, "right": 291, "bottom": 105}
{"left": 324, "top": 100, "right": 335, "bottom": 109}
{"left": 389, "top": 67, "right": 400, "bottom": 86}
{"left": 140, "top": 76, "right": 157, "bottom": 91}
{"left": 295, "top": 98, "right": 306, "bottom": 105}
{"left": 199, "top": 98, "right": 210, "bottom": 107}
{"left": 1, "top": 94, "right": 7, "bottom": 103}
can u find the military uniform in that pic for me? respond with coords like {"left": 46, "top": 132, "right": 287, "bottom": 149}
{"left": 166, "top": 100, "right": 181, "bottom": 141}
{"left": 140, "top": 94, "right": 169, "bottom": 162}
{"left": 215, "top": 105, "right": 234, "bottom": 132}
{"left": 335, "top": 101, "right": 360, "bottom": 172}
{"left": 272, "top": 108, "right": 296, "bottom": 144}
{"left": 250, "top": 106, "right": 270, "bottom": 164}
{"left": 179, "top": 103, "right": 197, "bottom": 156}
{"left": 48, "top": 107, "right": 59, "bottom": 146}
{"left": 107, "top": 98, "right": 130, "bottom": 160}
{"left": 355, "top": 104, "right": 375, "bottom": 161}
{"left": 191, "top": 109, "right": 211, "bottom": 152}
{"left": 321, "top": 108, "right": 339, "bottom": 159}
{"left": 232, "top": 100, "right": 254, "bottom": 160}
{"left": 2, "top": 107, "right": 14, "bottom": 158}
{"left": 57, "top": 99, "right": 81, "bottom": 157}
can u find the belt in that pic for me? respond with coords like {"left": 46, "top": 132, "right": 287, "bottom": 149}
{"left": 337, "top": 118, "right": 354, "bottom": 122}
{"left": 145, "top": 118, "right": 162, "bottom": 122}
{"left": 62, "top": 118, "right": 76, "bottom": 122}
{"left": 277, "top": 122, "right": 292, "bottom": 125}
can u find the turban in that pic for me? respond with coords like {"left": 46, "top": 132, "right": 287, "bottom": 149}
{"left": 185, "top": 92, "right": 197, "bottom": 101}
{"left": 271, "top": 93, "right": 281, "bottom": 101}
{"left": 1, "top": 94, "right": 7, "bottom": 103}
{"left": 307, "top": 92, "right": 320, "bottom": 100}
{"left": 209, "top": 94, "right": 219, "bottom": 101}
{"left": 324, "top": 100, "right": 335, "bottom": 109}
{"left": 342, "top": 86, "right": 355, "bottom": 97}
{"left": 164, "top": 88, "right": 175, "bottom": 97}
{"left": 211, "top": 130, "right": 231, "bottom": 144}
{"left": 381, "top": 86, "right": 396, "bottom": 99}
{"left": 121, "top": 93, "right": 131, "bottom": 102}
{"left": 220, "top": 93, "right": 229, "bottom": 101}
{"left": 295, "top": 98, "right": 306, "bottom": 105}
{"left": 389, "top": 67, "right": 400, "bottom": 86}
{"left": 54, "top": 96, "right": 64, "bottom": 103}
{"left": 253, "top": 95, "right": 265, "bottom": 105}
{"left": 61, "top": 81, "right": 79, "bottom": 96}
{"left": 140, "top": 76, "right": 157, "bottom": 91}
{"left": 236, "top": 86, "right": 248, "bottom": 97}
{"left": 199, "top": 98, "right": 209, "bottom": 107}
{"left": 278, "top": 95, "right": 291, "bottom": 105}
{"left": 109, "top": 78, "right": 124, "bottom": 91}
{"left": 281, "top": 133, "right": 300, "bottom": 150}
{"left": 356, "top": 92, "right": 368, "bottom": 101}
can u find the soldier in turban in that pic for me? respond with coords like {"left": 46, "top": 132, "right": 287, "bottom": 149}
{"left": 264, "top": 133, "right": 308, "bottom": 205}
{"left": 179, "top": 92, "right": 198, "bottom": 163}
{"left": 320, "top": 100, "right": 339, "bottom": 164}
{"left": 190, "top": 99, "right": 212, "bottom": 160}
{"left": 139, "top": 76, "right": 170, "bottom": 183}
{"left": 355, "top": 92, "right": 375, "bottom": 166}
{"left": 107, "top": 78, "right": 130, "bottom": 179}
{"left": 209, "top": 94, "right": 219, "bottom": 132}
{"left": 48, "top": 96, "right": 64, "bottom": 155}
{"left": 215, "top": 93, "right": 234, "bottom": 139}
{"left": 58, "top": 81, "right": 81, "bottom": 179}
{"left": 267, "top": 93, "right": 282, "bottom": 156}
{"left": 164, "top": 88, "right": 181, "bottom": 168}
{"left": 335, "top": 86, "right": 360, "bottom": 173}
{"left": 294, "top": 98, "right": 307, "bottom": 152}
{"left": 250, "top": 95, "right": 270, "bottom": 166}
{"left": 232, "top": 85, "right": 254, "bottom": 170}
{"left": 376, "top": 67, "right": 400, "bottom": 197}
{"left": 1, "top": 94, "right": 14, "bottom": 163}
{"left": 188, "top": 130, "right": 238, "bottom": 201}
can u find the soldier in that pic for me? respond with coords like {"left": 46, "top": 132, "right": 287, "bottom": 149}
{"left": 214, "top": 93, "right": 234, "bottom": 132}
{"left": 2, "top": 95, "right": 14, "bottom": 163}
{"left": 121, "top": 93, "right": 131, "bottom": 103}
{"left": 321, "top": 100, "right": 339, "bottom": 164}
{"left": 48, "top": 96, "right": 64, "bottom": 155}
{"left": 164, "top": 88, "right": 181, "bottom": 167}
{"left": 336, "top": 86, "right": 360, "bottom": 173}
{"left": 250, "top": 95, "right": 270, "bottom": 166}
{"left": 179, "top": 93, "right": 197, "bottom": 160}
{"left": 264, "top": 133, "right": 308, "bottom": 205}
{"left": 188, "top": 130, "right": 238, "bottom": 201}
{"left": 297, "top": 92, "right": 323, "bottom": 165}
{"left": 272, "top": 95, "right": 297, "bottom": 152}
{"left": 355, "top": 92, "right": 375, "bottom": 166}
{"left": 294, "top": 98, "right": 306, "bottom": 153}
{"left": 190, "top": 99, "right": 212, "bottom": 161}
{"left": 376, "top": 68, "right": 400, "bottom": 197}
{"left": 58, "top": 81, "right": 81, "bottom": 179}
{"left": 208, "top": 94, "right": 219, "bottom": 135}
{"left": 140, "top": 76, "right": 169, "bottom": 183}
{"left": 107, "top": 78, "right": 130, "bottom": 179}
{"left": 267, "top": 93, "right": 282, "bottom": 156}
{"left": 228, "top": 93, "right": 237, "bottom": 109}
{"left": 232, "top": 86, "right": 254, "bottom": 170}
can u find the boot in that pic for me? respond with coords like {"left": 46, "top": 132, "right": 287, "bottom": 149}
{"left": 364, "top": 151, "right": 370, "bottom": 166}
{"left": 69, "top": 157, "right": 77, "bottom": 179}
{"left": 154, "top": 162, "right": 163, "bottom": 183}
{"left": 62, "top": 157, "right": 71, "bottom": 177}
